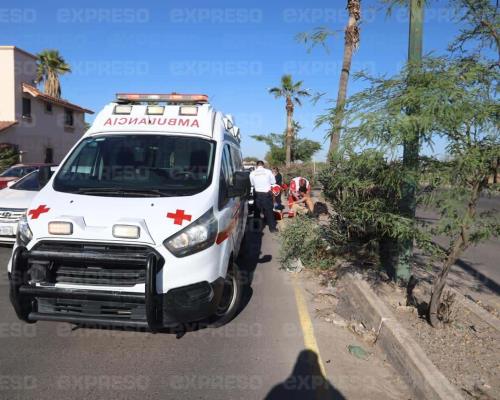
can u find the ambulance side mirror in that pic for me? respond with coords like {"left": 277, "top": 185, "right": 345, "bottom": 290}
{"left": 228, "top": 171, "right": 250, "bottom": 198}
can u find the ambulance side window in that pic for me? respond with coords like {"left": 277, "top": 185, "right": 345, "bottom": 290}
{"left": 218, "top": 144, "right": 234, "bottom": 210}
{"left": 230, "top": 146, "right": 243, "bottom": 172}
{"left": 224, "top": 146, "right": 234, "bottom": 186}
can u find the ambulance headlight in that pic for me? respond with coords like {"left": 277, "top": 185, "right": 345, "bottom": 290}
{"left": 17, "top": 215, "right": 33, "bottom": 245}
{"left": 164, "top": 208, "right": 218, "bottom": 257}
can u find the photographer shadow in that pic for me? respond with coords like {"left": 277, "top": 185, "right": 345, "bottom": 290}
{"left": 265, "top": 349, "right": 345, "bottom": 400}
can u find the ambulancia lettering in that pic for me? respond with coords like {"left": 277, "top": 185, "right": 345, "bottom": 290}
{"left": 103, "top": 117, "right": 200, "bottom": 128}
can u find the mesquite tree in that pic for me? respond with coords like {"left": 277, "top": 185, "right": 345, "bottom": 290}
{"left": 422, "top": 59, "right": 499, "bottom": 326}
{"left": 330, "top": 56, "right": 499, "bottom": 326}
{"left": 449, "top": 0, "right": 500, "bottom": 60}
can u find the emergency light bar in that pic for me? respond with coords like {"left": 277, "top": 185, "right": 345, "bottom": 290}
{"left": 116, "top": 93, "right": 209, "bottom": 104}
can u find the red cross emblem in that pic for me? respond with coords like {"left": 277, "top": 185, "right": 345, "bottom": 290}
{"left": 167, "top": 209, "right": 192, "bottom": 225}
{"left": 28, "top": 204, "right": 50, "bottom": 219}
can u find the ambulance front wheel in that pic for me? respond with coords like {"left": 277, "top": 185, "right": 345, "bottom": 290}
{"left": 210, "top": 261, "right": 242, "bottom": 327}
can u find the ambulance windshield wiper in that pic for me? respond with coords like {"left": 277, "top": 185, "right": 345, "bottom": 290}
{"left": 76, "top": 188, "right": 171, "bottom": 197}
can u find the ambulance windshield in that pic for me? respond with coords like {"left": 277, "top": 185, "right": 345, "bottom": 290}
{"left": 53, "top": 134, "right": 216, "bottom": 197}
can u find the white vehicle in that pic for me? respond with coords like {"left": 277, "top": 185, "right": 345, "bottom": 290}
{"left": 243, "top": 164, "right": 255, "bottom": 172}
{"left": 8, "top": 93, "right": 249, "bottom": 331}
{"left": 0, "top": 171, "right": 43, "bottom": 243}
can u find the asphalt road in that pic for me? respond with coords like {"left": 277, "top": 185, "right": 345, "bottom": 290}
{"left": 451, "top": 194, "right": 500, "bottom": 285}
{"left": 416, "top": 194, "right": 500, "bottom": 310}
{"left": 0, "top": 220, "right": 410, "bottom": 400}
{"left": 0, "top": 195, "right": 496, "bottom": 399}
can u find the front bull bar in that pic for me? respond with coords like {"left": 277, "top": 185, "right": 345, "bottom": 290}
{"left": 9, "top": 246, "right": 162, "bottom": 332}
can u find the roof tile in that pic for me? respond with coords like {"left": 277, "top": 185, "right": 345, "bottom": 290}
{"left": 0, "top": 121, "right": 18, "bottom": 133}
{"left": 22, "top": 83, "right": 94, "bottom": 114}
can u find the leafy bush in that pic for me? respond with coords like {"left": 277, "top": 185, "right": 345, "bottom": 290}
{"left": 279, "top": 151, "right": 420, "bottom": 271}
{"left": 318, "top": 150, "right": 439, "bottom": 274}
{"left": 0, "top": 145, "right": 19, "bottom": 172}
{"left": 320, "top": 150, "right": 413, "bottom": 242}
{"left": 279, "top": 215, "right": 334, "bottom": 270}
{"left": 280, "top": 162, "right": 327, "bottom": 188}
{"left": 252, "top": 133, "right": 321, "bottom": 166}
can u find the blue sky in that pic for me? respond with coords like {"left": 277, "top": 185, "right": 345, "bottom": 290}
{"left": 1, "top": 0, "right": 464, "bottom": 160}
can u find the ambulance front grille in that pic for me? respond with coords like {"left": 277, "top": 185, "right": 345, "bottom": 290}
{"left": 55, "top": 265, "right": 146, "bottom": 286}
{"left": 0, "top": 208, "right": 26, "bottom": 222}
{"left": 37, "top": 298, "right": 147, "bottom": 320}
{"left": 28, "top": 241, "right": 163, "bottom": 287}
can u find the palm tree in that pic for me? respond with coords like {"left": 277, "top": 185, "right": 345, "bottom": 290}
{"left": 35, "top": 50, "right": 71, "bottom": 98}
{"left": 269, "top": 75, "right": 310, "bottom": 166}
{"left": 329, "top": 0, "right": 361, "bottom": 156}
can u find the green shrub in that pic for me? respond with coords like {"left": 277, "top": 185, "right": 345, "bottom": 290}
{"left": 280, "top": 162, "right": 326, "bottom": 187}
{"left": 320, "top": 150, "right": 413, "bottom": 241}
{"left": 0, "top": 145, "right": 19, "bottom": 173}
{"left": 319, "top": 150, "right": 443, "bottom": 274}
{"left": 279, "top": 215, "right": 334, "bottom": 270}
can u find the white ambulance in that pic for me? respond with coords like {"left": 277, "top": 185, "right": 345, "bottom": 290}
{"left": 8, "top": 93, "right": 249, "bottom": 331}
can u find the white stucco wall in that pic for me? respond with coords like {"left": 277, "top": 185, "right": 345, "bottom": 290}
{"left": 0, "top": 47, "right": 16, "bottom": 121}
{"left": 1, "top": 101, "right": 85, "bottom": 163}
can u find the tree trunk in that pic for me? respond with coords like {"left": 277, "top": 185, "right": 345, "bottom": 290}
{"left": 45, "top": 70, "right": 61, "bottom": 98}
{"left": 395, "top": 0, "right": 424, "bottom": 283}
{"left": 428, "top": 237, "right": 463, "bottom": 327}
{"left": 428, "top": 181, "right": 482, "bottom": 327}
{"left": 493, "top": 156, "right": 499, "bottom": 184}
{"left": 328, "top": 0, "right": 360, "bottom": 157}
{"left": 285, "top": 98, "right": 294, "bottom": 167}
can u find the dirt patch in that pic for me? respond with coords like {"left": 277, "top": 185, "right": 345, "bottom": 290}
{"left": 373, "top": 280, "right": 500, "bottom": 400}
{"left": 412, "top": 248, "right": 500, "bottom": 318}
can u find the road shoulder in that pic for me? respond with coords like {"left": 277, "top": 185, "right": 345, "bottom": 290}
{"left": 291, "top": 269, "right": 412, "bottom": 400}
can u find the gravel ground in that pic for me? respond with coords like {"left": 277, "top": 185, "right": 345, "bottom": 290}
{"left": 377, "top": 283, "right": 500, "bottom": 400}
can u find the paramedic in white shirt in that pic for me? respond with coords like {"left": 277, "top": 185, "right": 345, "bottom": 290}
{"left": 249, "top": 160, "right": 277, "bottom": 232}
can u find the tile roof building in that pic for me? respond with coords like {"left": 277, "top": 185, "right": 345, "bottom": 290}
{"left": 0, "top": 46, "right": 93, "bottom": 163}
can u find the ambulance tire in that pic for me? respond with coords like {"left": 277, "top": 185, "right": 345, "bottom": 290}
{"left": 210, "top": 261, "right": 242, "bottom": 327}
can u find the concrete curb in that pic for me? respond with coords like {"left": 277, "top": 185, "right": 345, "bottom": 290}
{"left": 340, "top": 273, "right": 464, "bottom": 400}
{"left": 447, "top": 287, "right": 500, "bottom": 332}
